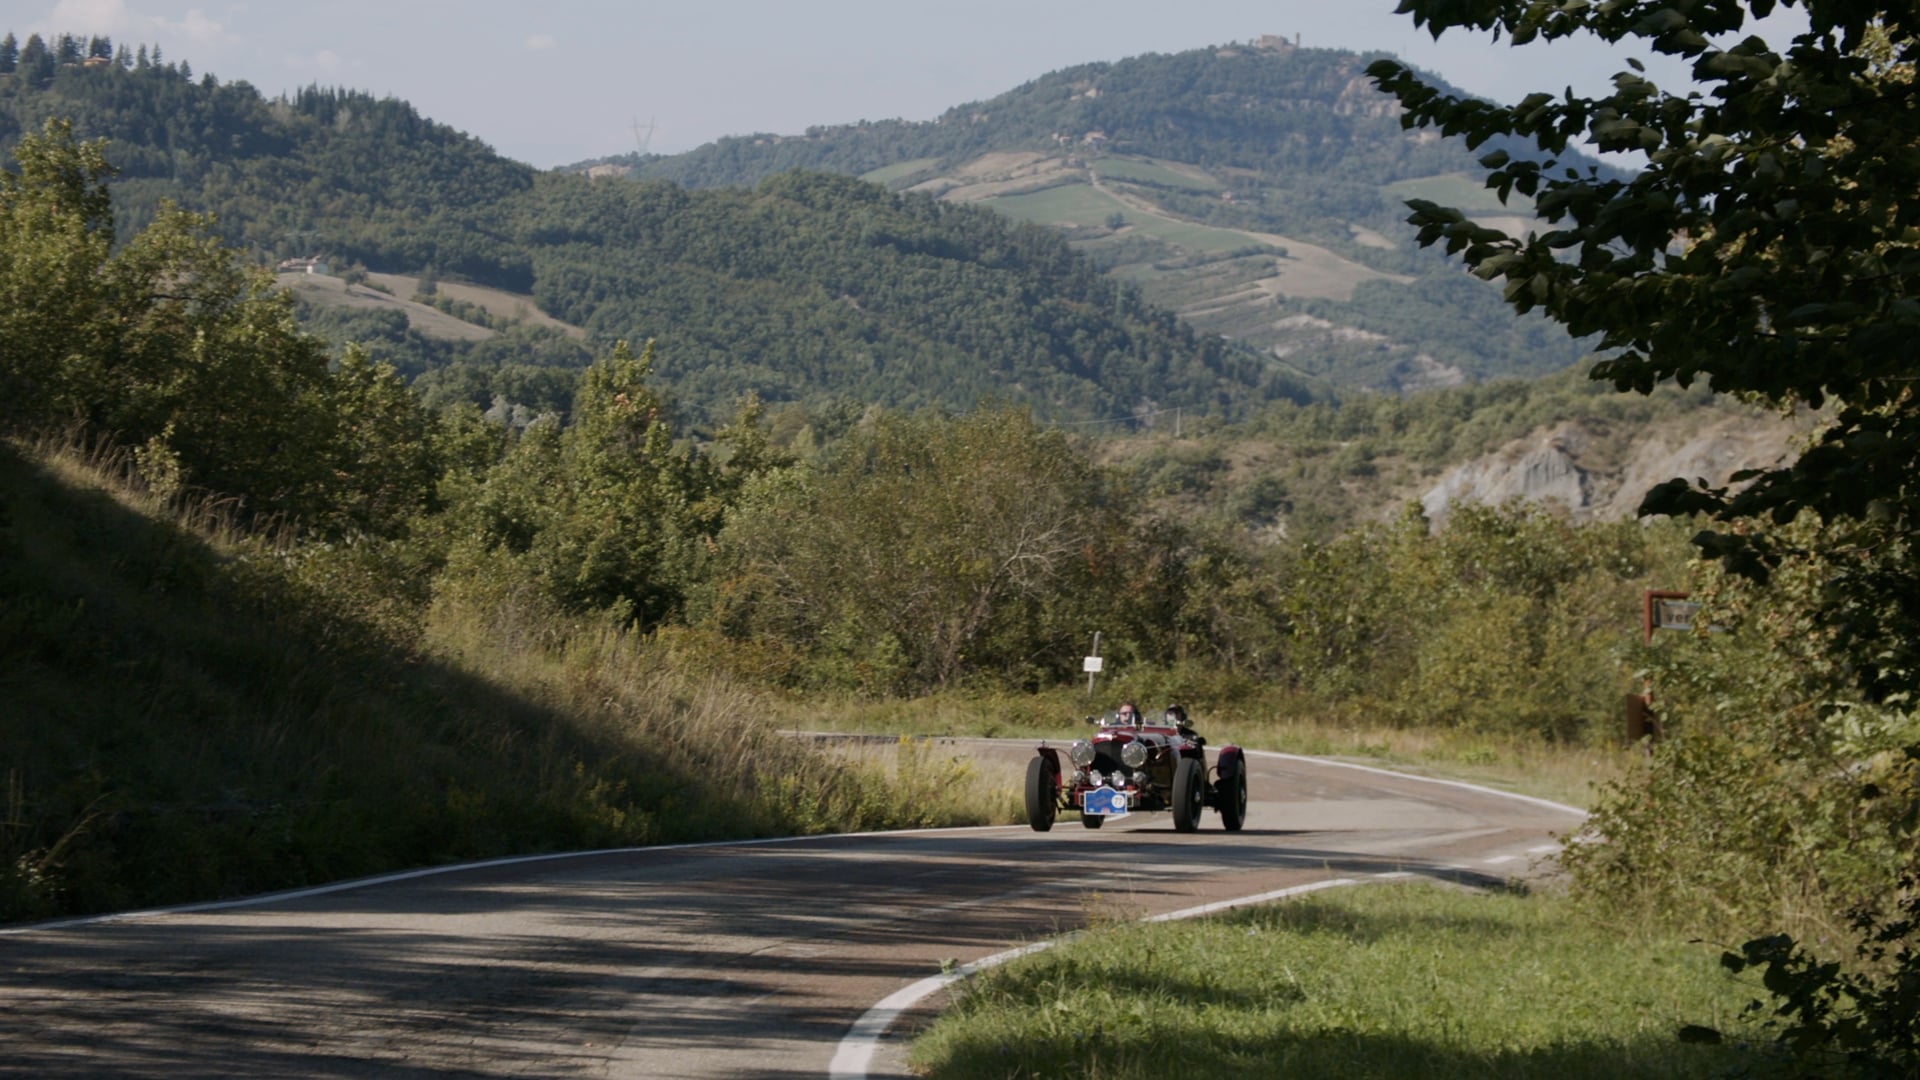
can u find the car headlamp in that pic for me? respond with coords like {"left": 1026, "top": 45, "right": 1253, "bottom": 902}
{"left": 1069, "top": 739, "right": 1095, "bottom": 768}
{"left": 1120, "top": 740, "right": 1147, "bottom": 769}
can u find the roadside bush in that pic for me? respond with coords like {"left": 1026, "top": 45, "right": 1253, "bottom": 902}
{"left": 1279, "top": 503, "right": 1689, "bottom": 740}
{"left": 1565, "top": 516, "right": 1920, "bottom": 945}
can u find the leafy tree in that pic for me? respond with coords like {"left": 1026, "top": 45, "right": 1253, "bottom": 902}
{"left": 16, "top": 34, "right": 52, "bottom": 87}
{"left": 0, "top": 119, "right": 433, "bottom": 535}
{"left": 437, "top": 341, "right": 719, "bottom": 627}
{"left": 705, "top": 406, "right": 1123, "bottom": 691}
{"left": 0, "top": 33, "right": 17, "bottom": 74}
{"left": 0, "top": 117, "right": 117, "bottom": 425}
{"left": 317, "top": 345, "right": 439, "bottom": 537}
{"left": 1370, "top": 1, "right": 1920, "bottom": 699}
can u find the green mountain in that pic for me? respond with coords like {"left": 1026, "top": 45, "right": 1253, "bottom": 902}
{"left": 0, "top": 33, "right": 1308, "bottom": 426}
{"left": 578, "top": 38, "right": 1609, "bottom": 389}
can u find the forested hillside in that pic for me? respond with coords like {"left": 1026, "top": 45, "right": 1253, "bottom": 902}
{"left": 0, "top": 32, "right": 1300, "bottom": 425}
{"left": 583, "top": 39, "right": 1607, "bottom": 387}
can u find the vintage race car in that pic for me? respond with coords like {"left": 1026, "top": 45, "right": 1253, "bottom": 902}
{"left": 1024, "top": 706, "right": 1247, "bottom": 833}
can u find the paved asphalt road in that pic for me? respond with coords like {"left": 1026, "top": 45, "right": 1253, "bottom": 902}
{"left": 0, "top": 740, "right": 1583, "bottom": 1078}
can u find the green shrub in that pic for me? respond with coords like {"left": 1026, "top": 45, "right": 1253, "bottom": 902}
{"left": 1565, "top": 517, "right": 1920, "bottom": 944}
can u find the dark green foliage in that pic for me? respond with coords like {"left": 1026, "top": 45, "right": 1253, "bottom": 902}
{"left": 519, "top": 169, "right": 1281, "bottom": 422}
{"left": 1370, "top": 29, "right": 1920, "bottom": 1057}
{"left": 438, "top": 340, "right": 719, "bottom": 625}
{"left": 0, "top": 59, "right": 535, "bottom": 285}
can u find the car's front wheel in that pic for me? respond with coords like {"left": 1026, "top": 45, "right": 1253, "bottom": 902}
{"left": 1172, "top": 756, "right": 1203, "bottom": 833}
{"left": 1079, "top": 812, "right": 1104, "bottom": 829}
{"left": 1025, "top": 756, "right": 1058, "bottom": 832}
{"left": 1219, "top": 765, "right": 1248, "bottom": 832}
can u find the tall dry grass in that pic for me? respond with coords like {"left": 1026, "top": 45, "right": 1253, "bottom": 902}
{"left": 0, "top": 434, "right": 1014, "bottom": 922}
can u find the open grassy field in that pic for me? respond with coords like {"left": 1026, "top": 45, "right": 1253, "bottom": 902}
{"left": 980, "top": 182, "right": 1266, "bottom": 256}
{"left": 1092, "top": 157, "right": 1223, "bottom": 191}
{"left": 1384, "top": 172, "right": 1537, "bottom": 216}
{"left": 277, "top": 272, "right": 496, "bottom": 342}
{"left": 366, "top": 272, "right": 586, "bottom": 339}
{"left": 910, "top": 881, "right": 1767, "bottom": 1079}
{"left": 861, "top": 157, "right": 944, "bottom": 186}
{"left": 984, "top": 182, "right": 1131, "bottom": 229}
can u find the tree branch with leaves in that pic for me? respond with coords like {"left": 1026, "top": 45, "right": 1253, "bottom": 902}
{"left": 1370, "top": 0, "right": 1920, "bottom": 696}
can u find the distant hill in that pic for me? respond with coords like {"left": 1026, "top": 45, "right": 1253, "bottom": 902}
{"left": 0, "top": 34, "right": 1305, "bottom": 424}
{"left": 1101, "top": 366, "right": 1808, "bottom": 544}
{"left": 575, "top": 38, "right": 1614, "bottom": 390}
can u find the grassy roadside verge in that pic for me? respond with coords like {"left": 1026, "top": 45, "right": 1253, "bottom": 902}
{"left": 909, "top": 881, "right": 1767, "bottom": 1079}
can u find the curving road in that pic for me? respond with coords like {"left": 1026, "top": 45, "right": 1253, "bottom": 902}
{"left": 0, "top": 742, "right": 1583, "bottom": 1078}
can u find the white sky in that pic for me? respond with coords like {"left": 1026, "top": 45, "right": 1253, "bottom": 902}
{"left": 18, "top": 0, "right": 1812, "bottom": 168}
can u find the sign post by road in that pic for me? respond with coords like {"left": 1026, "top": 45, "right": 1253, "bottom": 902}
{"left": 1630, "top": 589, "right": 1697, "bottom": 744}
{"left": 1083, "top": 632, "right": 1103, "bottom": 700}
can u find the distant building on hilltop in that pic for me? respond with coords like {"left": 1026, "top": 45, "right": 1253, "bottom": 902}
{"left": 276, "top": 256, "right": 331, "bottom": 275}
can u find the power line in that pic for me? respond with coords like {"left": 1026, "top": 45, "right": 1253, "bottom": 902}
{"left": 1057, "top": 405, "right": 1183, "bottom": 436}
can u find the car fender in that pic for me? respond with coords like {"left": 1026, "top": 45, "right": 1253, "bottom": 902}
{"left": 1036, "top": 745, "right": 1063, "bottom": 775}
{"left": 1214, "top": 744, "right": 1244, "bottom": 781}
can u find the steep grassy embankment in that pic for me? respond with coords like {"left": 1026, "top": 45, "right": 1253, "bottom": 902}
{"left": 0, "top": 436, "right": 1007, "bottom": 923}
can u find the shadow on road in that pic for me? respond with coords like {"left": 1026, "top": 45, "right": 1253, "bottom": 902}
{"left": 0, "top": 804, "right": 1562, "bottom": 1076}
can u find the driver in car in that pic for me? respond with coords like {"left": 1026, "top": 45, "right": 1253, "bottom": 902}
{"left": 1115, "top": 702, "right": 1142, "bottom": 726}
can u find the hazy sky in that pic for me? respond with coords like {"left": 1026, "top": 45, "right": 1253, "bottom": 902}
{"left": 19, "top": 0, "right": 1811, "bottom": 168}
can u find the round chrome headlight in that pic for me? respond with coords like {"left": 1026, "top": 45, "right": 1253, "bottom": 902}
{"left": 1120, "top": 740, "right": 1147, "bottom": 769}
{"left": 1069, "top": 739, "right": 1095, "bottom": 768}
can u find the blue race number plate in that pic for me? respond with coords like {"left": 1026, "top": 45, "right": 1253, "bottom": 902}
{"left": 1081, "top": 786, "right": 1129, "bottom": 816}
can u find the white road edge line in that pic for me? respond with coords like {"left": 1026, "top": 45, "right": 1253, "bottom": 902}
{"left": 1240, "top": 749, "right": 1589, "bottom": 817}
{"left": 828, "top": 876, "right": 1367, "bottom": 1080}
